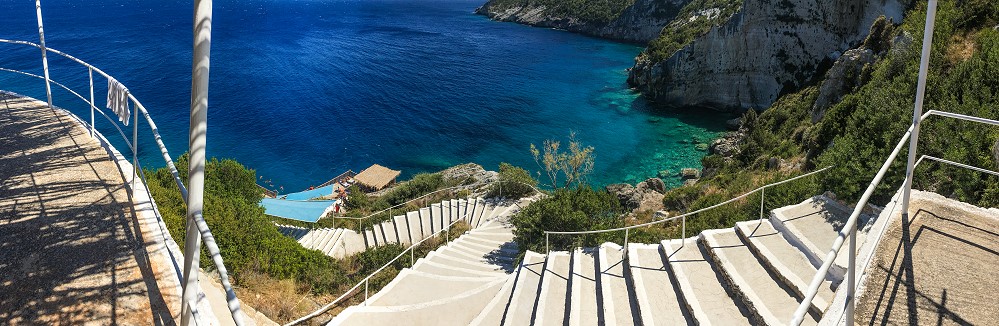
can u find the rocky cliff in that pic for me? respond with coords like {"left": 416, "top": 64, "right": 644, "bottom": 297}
{"left": 628, "top": 0, "right": 906, "bottom": 110}
{"left": 475, "top": 0, "right": 691, "bottom": 43}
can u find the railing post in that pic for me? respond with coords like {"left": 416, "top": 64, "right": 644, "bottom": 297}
{"left": 181, "top": 0, "right": 213, "bottom": 324}
{"left": 846, "top": 227, "right": 857, "bottom": 325}
{"left": 681, "top": 215, "right": 686, "bottom": 248}
{"left": 545, "top": 233, "right": 549, "bottom": 253}
{"left": 902, "top": 0, "right": 938, "bottom": 217}
{"left": 88, "top": 67, "right": 95, "bottom": 139}
{"left": 34, "top": 0, "right": 53, "bottom": 110}
{"left": 131, "top": 99, "right": 138, "bottom": 191}
{"left": 623, "top": 229, "right": 629, "bottom": 259}
{"left": 364, "top": 279, "right": 369, "bottom": 306}
{"left": 759, "top": 187, "right": 766, "bottom": 220}
{"left": 410, "top": 247, "right": 414, "bottom": 266}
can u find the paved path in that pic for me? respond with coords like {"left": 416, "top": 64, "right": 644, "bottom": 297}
{"left": 0, "top": 93, "right": 179, "bottom": 324}
{"left": 857, "top": 191, "right": 999, "bottom": 325}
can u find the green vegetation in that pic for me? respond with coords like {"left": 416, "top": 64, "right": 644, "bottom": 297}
{"left": 512, "top": 186, "right": 625, "bottom": 255}
{"left": 145, "top": 156, "right": 475, "bottom": 322}
{"left": 644, "top": 0, "right": 742, "bottom": 62}
{"left": 655, "top": 0, "right": 999, "bottom": 236}
{"left": 511, "top": 1, "right": 999, "bottom": 254}
{"left": 486, "top": 162, "right": 540, "bottom": 199}
{"left": 484, "top": 0, "right": 636, "bottom": 25}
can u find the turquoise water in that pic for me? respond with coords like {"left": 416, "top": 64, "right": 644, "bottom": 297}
{"left": 0, "top": 0, "right": 726, "bottom": 191}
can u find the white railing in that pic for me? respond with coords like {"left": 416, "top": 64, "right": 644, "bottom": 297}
{"left": 790, "top": 110, "right": 999, "bottom": 324}
{"left": 544, "top": 166, "right": 832, "bottom": 256}
{"left": 287, "top": 204, "right": 488, "bottom": 325}
{"left": 0, "top": 39, "right": 244, "bottom": 325}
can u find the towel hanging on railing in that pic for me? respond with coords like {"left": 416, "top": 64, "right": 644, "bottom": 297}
{"left": 106, "top": 77, "right": 130, "bottom": 126}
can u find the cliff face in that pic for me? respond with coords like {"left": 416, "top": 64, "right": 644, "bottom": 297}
{"left": 475, "top": 0, "right": 691, "bottom": 43}
{"left": 628, "top": 0, "right": 905, "bottom": 110}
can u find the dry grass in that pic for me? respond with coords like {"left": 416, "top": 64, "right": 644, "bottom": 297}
{"left": 236, "top": 271, "right": 322, "bottom": 324}
{"left": 946, "top": 33, "right": 976, "bottom": 64}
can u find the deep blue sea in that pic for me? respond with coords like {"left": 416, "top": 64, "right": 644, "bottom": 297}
{"left": 0, "top": 0, "right": 726, "bottom": 192}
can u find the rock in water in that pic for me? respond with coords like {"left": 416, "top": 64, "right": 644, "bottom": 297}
{"left": 681, "top": 168, "right": 701, "bottom": 179}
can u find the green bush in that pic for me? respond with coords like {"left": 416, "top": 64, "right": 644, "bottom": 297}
{"left": 512, "top": 186, "right": 624, "bottom": 254}
{"left": 144, "top": 154, "right": 345, "bottom": 293}
{"left": 487, "top": 163, "right": 539, "bottom": 199}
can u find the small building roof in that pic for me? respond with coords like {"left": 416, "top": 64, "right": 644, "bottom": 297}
{"left": 354, "top": 164, "right": 401, "bottom": 190}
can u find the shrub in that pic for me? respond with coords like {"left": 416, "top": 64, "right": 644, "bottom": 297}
{"left": 486, "top": 162, "right": 539, "bottom": 199}
{"left": 512, "top": 186, "right": 624, "bottom": 254}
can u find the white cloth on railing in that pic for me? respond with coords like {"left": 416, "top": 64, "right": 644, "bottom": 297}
{"left": 106, "top": 77, "right": 130, "bottom": 126}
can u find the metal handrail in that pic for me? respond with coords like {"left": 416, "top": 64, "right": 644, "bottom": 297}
{"left": 0, "top": 40, "right": 241, "bottom": 324}
{"left": 543, "top": 166, "right": 833, "bottom": 254}
{"left": 791, "top": 109, "right": 999, "bottom": 324}
{"left": 287, "top": 204, "right": 485, "bottom": 325}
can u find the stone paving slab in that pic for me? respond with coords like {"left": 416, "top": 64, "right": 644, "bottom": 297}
{"left": 856, "top": 191, "right": 999, "bottom": 325}
{"left": 0, "top": 93, "right": 179, "bottom": 324}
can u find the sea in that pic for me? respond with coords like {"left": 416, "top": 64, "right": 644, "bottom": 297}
{"left": 0, "top": 0, "right": 726, "bottom": 192}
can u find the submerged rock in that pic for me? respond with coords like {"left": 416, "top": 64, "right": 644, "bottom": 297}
{"left": 681, "top": 168, "right": 701, "bottom": 179}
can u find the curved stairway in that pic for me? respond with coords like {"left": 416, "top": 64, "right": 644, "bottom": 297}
{"left": 276, "top": 197, "right": 517, "bottom": 258}
{"left": 327, "top": 195, "right": 877, "bottom": 325}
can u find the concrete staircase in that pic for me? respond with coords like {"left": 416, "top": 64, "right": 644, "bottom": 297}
{"left": 276, "top": 197, "right": 511, "bottom": 259}
{"left": 327, "top": 195, "right": 874, "bottom": 325}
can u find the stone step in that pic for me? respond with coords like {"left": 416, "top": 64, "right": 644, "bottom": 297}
{"left": 394, "top": 214, "right": 412, "bottom": 245}
{"left": 449, "top": 199, "right": 460, "bottom": 224}
{"left": 331, "top": 278, "right": 505, "bottom": 326}
{"left": 383, "top": 216, "right": 402, "bottom": 245}
{"left": 475, "top": 203, "right": 498, "bottom": 228}
{"left": 425, "top": 250, "right": 509, "bottom": 274}
{"left": 662, "top": 238, "right": 752, "bottom": 326}
{"left": 469, "top": 268, "right": 519, "bottom": 326}
{"left": 307, "top": 229, "right": 331, "bottom": 249}
{"left": 770, "top": 195, "right": 869, "bottom": 285}
{"left": 502, "top": 251, "right": 546, "bottom": 325}
{"left": 470, "top": 198, "right": 487, "bottom": 227}
{"left": 569, "top": 248, "right": 599, "bottom": 326}
{"left": 534, "top": 251, "right": 571, "bottom": 325}
{"left": 626, "top": 243, "right": 689, "bottom": 325}
{"left": 431, "top": 203, "right": 444, "bottom": 234}
{"left": 373, "top": 222, "right": 387, "bottom": 246}
{"left": 701, "top": 228, "right": 820, "bottom": 325}
{"left": 597, "top": 243, "right": 637, "bottom": 325}
{"left": 363, "top": 229, "right": 376, "bottom": 248}
{"left": 466, "top": 231, "right": 515, "bottom": 243}
{"left": 320, "top": 229, "right": 343, "bottom": 255}
{"left": 409, "top": 211, "right": 425, "bottom": 243}
{"left": 418, "top": 207, "right": 433, "bottom": 239}
{"left": 413, "top": 258, "right": 504, "bottom": 278}
{"left": 453, "top": 238, "right": 519, "bottom": 257}
{"left": 735, "top": 220, "right": 835, "bottom": 314}
{"left": 339, "top": 229, "right": 366, "bottom": 259}
{"left": 365, "top": 269, "right": 501, "bottom": 307}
